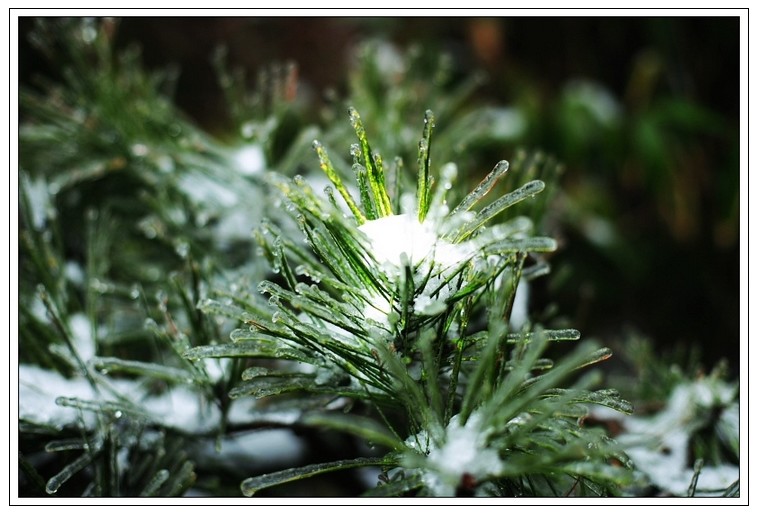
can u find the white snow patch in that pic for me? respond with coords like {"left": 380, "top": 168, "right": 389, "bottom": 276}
{"left": 19, "top": 365, "right": 138, "bottom": 428}
{"left": 203, "top": 358, "right": 228, "bottom": 383}
{"left": 141, "top": 387, "right": 221, "bottom": 433}
{"left": 583, "top": 216, "right": 617, "bottom": 247}
{"left": 196, "top": 429, "right": 306, "bottom": 472}
{"left": 490, "top": 107, "right": 527, "bottom": 140}
{"left": 372, "top": 40, "right": 405, "bottom": 78}
{"left": 359, "top": 214, "right": 466, "bottom": 270}
{"left": 227, "top": 403, "right": 301, "bottom": 426}
{"left": 24, "top": 176, "right": 51, "bottom": 229}
{"left": 358, "top": 214, "right": 471, "bottom": 324}
{"left": 19, "top": 365, "right": 98, "bottom": 427}
{"left": 510, "top": 280, "right": 530, "bottom": 330}
{"left": 405, "top": 429, "right": 432, "bottom": 454}
{"left": 19, "top": 363, "right": 281, "bottom": 437}
{"left": 69, "top": 313, "right": 96, "bottom": 362}
{"left": 564, "top": 79, "right": 622, "bottom": 125}
{"left": 363, "top": 293, "right": 392, "bottom": 324}
{"left": 64, "top": 261, "right": 85, "bottom": 286}
{"left": 233, "top": 144, "right": 266, "bottom": 176}
{"left": 407, "top": 410, "right": 503, "bottom": 496}
{"left": 178, "top": 172, "right": 239, "bottom": 208}
{"left": 29, "top": 295, "right": 48, "bottom": 320}
{"left": 176, "top": 170, "right": 260, "bottom": 245}
{"left": 609, "top": 379, "right": 740, "bottom": 496}
{"left": 214, "top": 209, "right": 256, "bottom": 243}
{"left": 413, "top": 294, "right": 447, "bottom": 316}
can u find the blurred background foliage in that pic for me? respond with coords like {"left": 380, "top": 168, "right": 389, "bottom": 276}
{"left": 19, "top": 15, "right": 740, "bottom": 370}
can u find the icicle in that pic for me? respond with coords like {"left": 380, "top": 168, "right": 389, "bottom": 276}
{"left": 504, "top": 328, "right": 581, "bottom": 345}
{"left": 416, "top": 110, "right": 435, "bottom": 222}
{"left": 353, "top": 162, "right": 377, "bottom": 220}
{"left": 184, "top": 336, "right": 307, "bottom": 362}
{"left": 390, "top": 156, "right": 403, "bottom": 214}
{"left": 45, "top": 439, "right": 92, "bottom": 452}
{"left": 46, "top": 452, "right": 96, "bottom": 494}
{"left": 485, "top": 236, "right": 557, "bottom": 254}
{"left": 450, "top": 160, "right": 509, "bottom": 216}
{"left": 91, "top": 356, "right": 196, "bottom": 384}
{"left": 371, "top": 150, "right": 393, "bottom": 216}
{"left": 454, "top": 180, "right": 545, "bottom": 242}
{"left": 416, "top": 139, "right": 430, "bottom": 222}
{"left": 348, "top": 107, "right": 392, "bottom": 217}
{"left": 312, "top": 140, "right": 365, "bottom": 224}
{"left": 160, "top": 461, "right": 195, "bottom": 497}
{"left": 139, "top": 469, "right": 170, "bottom": 497}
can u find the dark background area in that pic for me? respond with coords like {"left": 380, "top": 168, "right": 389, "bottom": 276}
{"left": 18, "top": 15, "right": 742, "bottom": 372}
